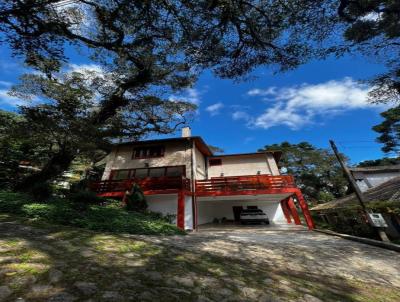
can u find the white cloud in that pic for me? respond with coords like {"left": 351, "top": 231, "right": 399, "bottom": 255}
{"left": 247, "top": 87, "right": 277, "bottom": 96}
{"left": 232, "top": 111, "right": 251, "bottom": 121}
{"left": 169, "top": 88, "right": 201, "bottom": 105}
{"left": 0, "top": 90, "right": 28, "bottom": 107}
{"left": 0, "top": 81, "right": 12, "bottom": 87}
{"left": 245, "top": 77, "right": 380, "bottom": 130}
{"left": 205, "top": 102, "right": 224, "bottom": 116}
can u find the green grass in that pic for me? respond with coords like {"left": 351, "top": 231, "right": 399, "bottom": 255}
{"left": 0, "top": 191, "right": 185, "bottom": 235}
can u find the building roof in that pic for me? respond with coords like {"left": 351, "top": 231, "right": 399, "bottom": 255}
{"left": 115, "top": 136, "right": 213, "bottom": 156}
{"left": 350, "top": 164, "right": 400, "bottom": 173}
{"left": 310, "top": 176, "right": 400, "bottom": 211}
{"left": 114, "top": 136, "right": 282, "bottom": 161}
{"left": 211, "top": 151, "right": 282, "bottom": 163}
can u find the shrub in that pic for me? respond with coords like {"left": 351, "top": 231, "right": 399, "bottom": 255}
{"left": 29, "top": 182, "right": 53, "bottom": 200}
{"left": 0, "top": 190, "right": 184, "bottom": 235}
{"left": 67, "top": 190, "right": 106, "bottom": 211}
{"left": 125, "top": 183, "right": 147, "bottom": 212}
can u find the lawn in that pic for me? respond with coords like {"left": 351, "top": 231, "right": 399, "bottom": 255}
{"left": 0, "top": 191, "right": 184, "bottom": 235}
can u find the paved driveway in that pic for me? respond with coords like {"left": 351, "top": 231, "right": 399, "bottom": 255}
{"left": 155, "top": 223, "right": 400, "bottom": 300}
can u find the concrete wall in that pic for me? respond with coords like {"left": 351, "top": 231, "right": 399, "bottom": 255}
{"left": 102, "top": 140, "right": 192, "bottom": 180}
{"left": 146, "top": 194, "right": 178, "bottom": 225}
{"left": 197, "top": 199, "right": 285, "bottom": 225}
{"left": 208, "top": 153, "right": 280, "bottom": 178}
{"left": 194, "top": 145, "right": 207, "bottom": 180}
{"left": 185, "top": 195, "right": 193, "bottom": 230}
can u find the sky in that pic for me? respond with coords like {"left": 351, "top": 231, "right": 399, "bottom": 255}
{"left": 0, "top": 43, "right": 393, "bottom": 165}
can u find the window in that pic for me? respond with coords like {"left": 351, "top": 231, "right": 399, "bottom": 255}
{"left": 209, "top": 158, "right": 222, "bottom": 166}
{"left": 110, "top": 166, "right": 185, "bottom": 180}
{"left": 132, "top": 145, "right": 165, "bottom": 159}
{"left": 134, "top": 168, "right": 148, "bottom": 179}
{"left": 148, "top": 168, "right": 166, "bottom": 177}
{"left": 166, "top": 166, "right": 185, "bottom": 177}
{"left": 113, "top": 170, "right": 130, "bottom": 180}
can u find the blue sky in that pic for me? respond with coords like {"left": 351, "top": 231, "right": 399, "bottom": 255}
{"left": 0, "top": 43, "right": 392, "bottom": 165}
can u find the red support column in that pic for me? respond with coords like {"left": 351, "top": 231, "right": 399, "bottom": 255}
{"left": 287, "top": 197, "right": 301, "bottom": 225}
{"left": 177, "top": 191, "right": 185, "bottom": 229}
{"left": 294, "top": 189, "right": 315, "bottom": 230}
{"left": 280, "top": 199, "right": 292, "bottom": 224}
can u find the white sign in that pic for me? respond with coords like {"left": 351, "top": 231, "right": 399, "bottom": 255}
{"left": 367, "top": 213, "right": 388, "bottom": 228}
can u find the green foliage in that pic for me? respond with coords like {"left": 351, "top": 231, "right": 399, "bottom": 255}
{"left": 372, "top": 105, "right": 400, "bottom": 154}
{"left": 125, "top": 183, "right": 147, "bottom": 212}
{"left": 0, "top": 191, "right": 184, "bottom": 235}
{"left": 357, "top": 156, "right": 400, "bottom": 167}
{"left": 259, "top": 142, "right": 349, "bottom": 203}
{"left": 28, "top": 182, "right": 53, "bottom": 200}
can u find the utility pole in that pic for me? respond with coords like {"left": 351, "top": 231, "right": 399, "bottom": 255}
{"left": 329, "top": 140, "right": 390, "bottom": 242}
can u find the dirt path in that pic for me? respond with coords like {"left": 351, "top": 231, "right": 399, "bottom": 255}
{"left": 0, "top": 215, "right": 399, "bottom": 302}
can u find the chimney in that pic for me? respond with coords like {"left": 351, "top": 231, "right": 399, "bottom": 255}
{"left": 181, "top": 127, "right": 191, "bottom": 138}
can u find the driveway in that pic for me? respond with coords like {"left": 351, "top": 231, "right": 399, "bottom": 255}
{"left": 1, "top": 216, "right": 400, "bottom": 302}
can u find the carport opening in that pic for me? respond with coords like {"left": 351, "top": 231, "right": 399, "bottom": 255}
{"left": 196, "top": 196, "right": 291, "bottom": 226}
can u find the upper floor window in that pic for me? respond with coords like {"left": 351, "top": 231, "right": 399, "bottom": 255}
{"left": 209, "top": 158, "right": 222, "bottom": 166}
{"left": 132, "top": 145, "right": 165, "bottom": 159}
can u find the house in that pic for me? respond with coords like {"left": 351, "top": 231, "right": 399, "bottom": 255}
{"left": 90, "top": 128, "right": 314, "bottom": 230}
{"left": 310, "top": 176, "right": 400, "bottom": 239}
{"left": 350, "top": 165, "right": 400, "bottom": 192}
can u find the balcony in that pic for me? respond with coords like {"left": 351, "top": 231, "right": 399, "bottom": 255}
{"left": 195, "top": 175, "right": 296, "bottom": 196}
{"left": 89, "top": 176, "right": 191, "bottom": 198}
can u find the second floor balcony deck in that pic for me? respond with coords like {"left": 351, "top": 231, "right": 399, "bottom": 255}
{"left": 195, "top": 175, "right": 296, "bottom": 196}
{"left": 89, "top": 174, "right": 297, "bottom": 198}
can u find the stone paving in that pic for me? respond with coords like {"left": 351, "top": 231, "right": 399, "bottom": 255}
{"left": 0, "top": 216, "right": 399, "bottom": 302}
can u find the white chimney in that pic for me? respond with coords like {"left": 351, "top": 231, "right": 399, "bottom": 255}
{"left": 181, "top": 127, "right": 191, "bottom": 138}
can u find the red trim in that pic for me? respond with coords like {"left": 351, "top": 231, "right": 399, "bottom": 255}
{"left": 177, "top": 191, "right": 185, "bottom": 229}
{"left": 280, "top": 199, "right": 292, "bottom": 224}
{"left": 287, "top": 197, "right": 301, "bottom": 225}
{"left": 293, "top": 189, "right": 315, "bottom": 230}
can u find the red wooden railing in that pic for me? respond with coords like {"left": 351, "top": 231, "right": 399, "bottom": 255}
{"left": 89, "top": 176, "right": 191, "bottom": 197}
{"left": 195, "top": 175, "right": 296, "bottom": 195}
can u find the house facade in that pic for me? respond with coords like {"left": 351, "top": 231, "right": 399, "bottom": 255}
{"left": 90, "top": 128, "right": 314, "bottom": 230}
{"left": 350, "top": 165, "right": 400, "bottom": 192}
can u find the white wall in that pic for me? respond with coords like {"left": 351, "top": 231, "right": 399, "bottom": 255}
{"left": 146, "top": 194, "right": 178, "bottom": 225}
{"left": 102, "top": 140, "right": 192, "bottom": 180}
{"left": 194, "top": 145, "right": 207, "bottom": 180}
{"left": 197, "top": 199, "right": 285, "bottom": 225}
{"left": 208, "top": 153, "right": 280, "bottom": 178}
{"left": 184, "top": 195, "right": 193, "bottom": 230}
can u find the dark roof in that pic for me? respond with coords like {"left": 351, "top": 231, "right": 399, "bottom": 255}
{"left": 350, "top": 164, "right": 400, "bottom": 173}
{"left": 114, "top": 136, "right": 213, "bottom": 156}
{"left": 310, "top": 176, "right": 400, "bottom": 211}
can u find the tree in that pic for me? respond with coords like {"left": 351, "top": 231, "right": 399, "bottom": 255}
{"left": 372, "top": 105, "right": 400, "bottom": 154}
{"left": 9, "top": 69, "right": 194, "bottom": 189}
{"left": 0, "top": 110, "right": 51, "bottom": 188}
{"left": 259, "top": 142, "right": 349, "bottom": 203}
{"left": 357, "top": 157, "right": 400, "bottom": 167}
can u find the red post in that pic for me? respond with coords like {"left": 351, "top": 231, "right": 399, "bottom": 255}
{"left": 280, "top": 199, "right": 292, "bottom": 223}
{"left": 287, "top": 197, "right": 301, "bottom": 225}
{"left": 294, "top": 189, "right": 315, "bottom": 230}
{"left": 177, "top": 191, "right": 185, "bottom": 229}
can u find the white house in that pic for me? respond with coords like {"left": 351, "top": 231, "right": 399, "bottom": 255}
{"left": 91, "top": 128, "right": 314, "bottom": 230}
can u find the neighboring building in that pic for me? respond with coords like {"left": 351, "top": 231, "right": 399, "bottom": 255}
{"left": 90, "top": 128, "right": 314, "bottom": 230}
{"left": 310, "top": 176, "right": 400, "bottom": 239}
{"left": 350, "top": 165, "right": 400, "bottom": 192}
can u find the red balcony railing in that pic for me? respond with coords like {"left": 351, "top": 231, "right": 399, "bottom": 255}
{"left": 195, "top": 175, "right": 296, "bottom": 196}
{"left": 89, "top": 176, "right": 191, "bottom": 197}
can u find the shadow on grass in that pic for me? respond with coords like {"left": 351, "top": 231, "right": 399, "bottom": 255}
{"left": 0, "top": 214, "right": 399, "bottom": 302}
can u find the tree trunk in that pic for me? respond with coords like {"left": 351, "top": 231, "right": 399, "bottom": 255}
{"left": 15, "top": 148, "right": 76, "bottom": 191}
